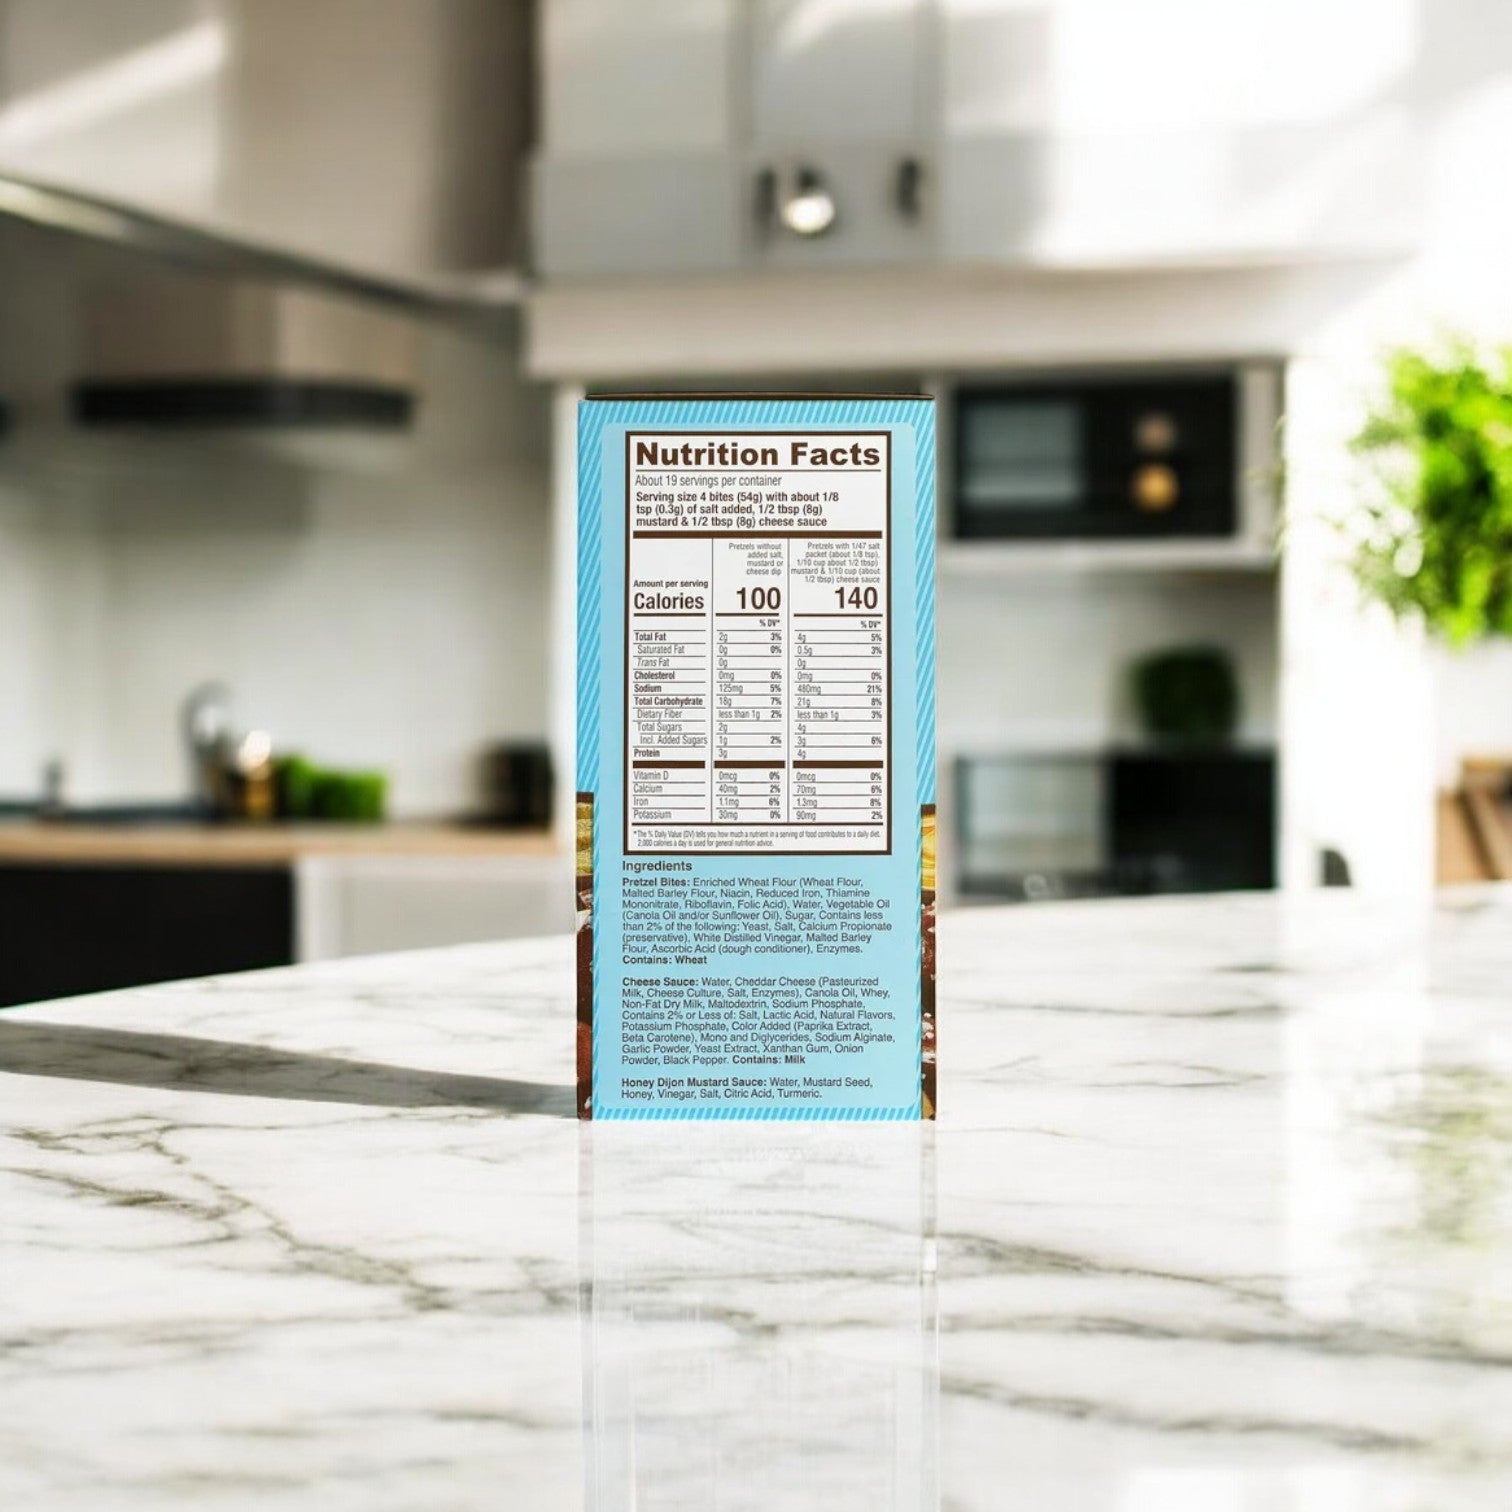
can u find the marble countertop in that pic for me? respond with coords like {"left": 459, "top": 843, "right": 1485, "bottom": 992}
{"left": 4, "top": 889, "right": 1512, "bottom": 1509}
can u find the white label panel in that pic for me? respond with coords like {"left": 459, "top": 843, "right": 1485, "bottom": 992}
{"left": 624, "top": 430, "right": 891, "bottom": 856}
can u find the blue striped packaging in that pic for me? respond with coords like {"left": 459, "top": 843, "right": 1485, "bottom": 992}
{"left": 576, "top": 396, "right": 935, "bottom": 1121}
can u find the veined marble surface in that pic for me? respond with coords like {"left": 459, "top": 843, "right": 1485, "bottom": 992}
{"left": 4, "top": 890, "right": 1512, "bottom": 1509}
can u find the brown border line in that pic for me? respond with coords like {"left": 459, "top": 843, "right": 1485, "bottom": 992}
{"left": 575, "top": 792, "right": 594, "bottom": 1121}
{"left": 921, "top": 803, "right": 937, "bottom": 1121}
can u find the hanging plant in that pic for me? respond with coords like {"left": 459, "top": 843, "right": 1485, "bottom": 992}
{"left": 1351, "top": 341, "right": 1512, "bottom": 645}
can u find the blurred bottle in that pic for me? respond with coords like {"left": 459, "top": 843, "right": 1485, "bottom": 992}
{"left": 182, "top": 681, "right": 234, "bottom": 815}
{"left": 225, "top": 730, "right": 277, "bottom": 822}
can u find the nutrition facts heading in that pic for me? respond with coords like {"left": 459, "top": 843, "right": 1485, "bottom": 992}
{"left": 633, "top": 438, "right": 883, "bottom": 470}
{"left": 623, "top": 429, "right": 892, "bottom": 857}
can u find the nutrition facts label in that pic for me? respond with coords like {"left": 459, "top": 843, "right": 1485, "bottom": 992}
{"left": 623, "top": 430, "right": 891, "bottom": 855}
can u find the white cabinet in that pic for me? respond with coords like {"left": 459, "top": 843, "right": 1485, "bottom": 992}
{"left": 295, "top": 855, "right": 571, "bottom": 963}
{"left": 751, "top": 0, "right": 924, "bottom": 147}
{"left": 744, "top": 0, "right": 936, "bottom": 269}
{"left": 746, "top": 0, "right": 934, "bottom": 270}
{"left": 533, "top": 0, "right": 1422, "bottom": 281}
{"left": 533, "top": 0, "right": 935, "bottom": 277}
{"left": 542, "top": 0, "right": 733, "bottom": 157}
{"left": 534, "top": 0, "right": 742, "bottom": 276}
{"left": 937, "top": 0, "right": 1422, "bottom": 268}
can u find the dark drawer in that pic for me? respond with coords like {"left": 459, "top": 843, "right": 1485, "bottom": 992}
{"left": 0, "top": 864, "right": 293, "bottom": 1008}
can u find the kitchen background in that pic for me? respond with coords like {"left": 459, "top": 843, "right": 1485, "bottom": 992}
{"left": 0, "top": 0, "right": 1510, "bottom": 1004}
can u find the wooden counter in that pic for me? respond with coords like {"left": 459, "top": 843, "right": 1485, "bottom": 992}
{"left": 0, "top": 821, "right": 559, "bottom": 868}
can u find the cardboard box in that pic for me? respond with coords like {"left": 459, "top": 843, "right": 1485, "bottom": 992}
{"left": 575, "top": 395, "right": 936, "bottom": 1120}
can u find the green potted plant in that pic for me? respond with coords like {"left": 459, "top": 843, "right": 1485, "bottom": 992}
{"left": 1131, "top": 646, "right": 1240, "bottom": 747}
{"left": 1351, "top": 340, "right": 1512, "bottom": 644}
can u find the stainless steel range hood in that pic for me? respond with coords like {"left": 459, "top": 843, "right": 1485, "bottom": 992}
{"left": 0, "top": 167, "right": 526, "bottom": 434}
{"left": 0, "top": 0, "right": 532, "bottom": 430}
{"left": 0, "top": 169, "right": 524, "bottom": 339}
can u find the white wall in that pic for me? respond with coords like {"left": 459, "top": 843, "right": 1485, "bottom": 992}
{"left": 939, "top": 573, "right": 1277, "bottom": 755}
{"left": 0, "top": 208, "right": 99, "bottom": 797}
{"left": 74, "top": 441, "right": 551, "bottom": 814}
{"left": 0, "top": 486, "right": 57, "bottom": 792}
{"left": 1435, "top": 641, "right": 1512, "bottom": 783}
{"left": 1277, "top": 0, "right": 1512, "bottom": 891}
{"left": 1416, "top": 1, "right": 1512, "bottom": 780}
{"left": 78, "top": 344, "right": 548, "bottom": 814}
{"left": 0, "top": 222, "right": 552, "bottom": 816}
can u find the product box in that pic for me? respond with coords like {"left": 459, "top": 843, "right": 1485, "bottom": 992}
{"left": 575, "top": 396, "right": 935, "bottom": 1120}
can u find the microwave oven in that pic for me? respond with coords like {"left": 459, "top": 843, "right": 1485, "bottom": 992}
{"left": 949, "top": 370, "right": 1253, "bottom": 541}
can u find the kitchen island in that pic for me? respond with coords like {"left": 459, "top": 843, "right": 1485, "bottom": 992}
{"left": 0, "top": 824, "right": 564, "bottom": 1007}
{"left": 3, "top": 890, "right": 1511, "bottom": 1508}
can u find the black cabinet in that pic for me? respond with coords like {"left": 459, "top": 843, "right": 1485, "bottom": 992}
{"left": 0, "top": 864, "right": 294, "bottom": 1009}
{"left": 955, "top": 749, "right": 1276, "bottom": 900}
{"left": 1110, "top": 752, "right": 1275, "bottom": 894}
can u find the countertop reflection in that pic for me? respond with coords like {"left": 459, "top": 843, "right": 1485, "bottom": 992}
{"left": 2, "top": 889, "right": 1512, "bottom": 1509}
{"left": 584, "top": 1126, "right": 934, "bottom": 1508}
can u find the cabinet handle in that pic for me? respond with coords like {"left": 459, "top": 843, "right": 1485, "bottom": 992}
{"left": 896, "top": 157, "right": 924, "bottom": 221}
{"left": 754, "top": 167, "right": 778, "bottom": 235}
